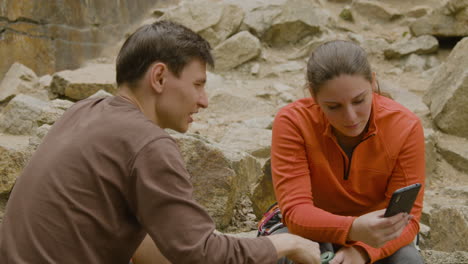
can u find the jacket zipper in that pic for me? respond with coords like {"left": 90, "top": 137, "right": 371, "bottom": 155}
{"left": 343, "top": 133, "right": 376, "bottom": 180}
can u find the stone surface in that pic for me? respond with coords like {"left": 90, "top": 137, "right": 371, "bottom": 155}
{"left": 212, "top": 31, "right": 261, "bottom": 71}
{"left": 410, "top": 0, "right": 468, "bottom": 37}
{"left": 421, "top": 250, "right": 468, "bottom": 264}
{"left": 261, "top": 0, "right": 331, "bottom": 46}
{"left": 160, "top": 0, "right": 244, "bottom": 47}
{"left": 37, "top": 99, "right": 74, "bottom": 127}
{"left": 436, "top": 133, "right": 468, "bottom": 174}
{"left": 351, "top": 0, "right": 401, "bottom": 21}
{"left": 0, "top": 94, "right": 48, "bottom": 135}
{"left": 172, "top": 133, "right": 263, "bottom": 229}
{"left": 424, "top": 37, "right": 468, "bottom": 138}
{"left": 384, "top": 35, "right": 439, "bottom": 59}
{"left": 427, "top": 205, "right": 468, "bottom": 251}
{"left": 0, "top": 62, "right": 39, "bottom": 103}
{"left": 404, "top": 54, "right": 427, "bottom": 72}
{"left": 424, "top": 129, "right": 439, "bottom": 185}
{"left": 251, "top": 159, "right": 277, "bottom": 219}
{"left": 0, "top": 134, "right": 32, "bottom": 194}
{"left": 405, "top": 5, "right": 431, "bottom": 18}
{"left": 199, "top": 4, "right": 244, "bottom": 47}
{"left": 220, "top": 126, "right": 272, "bottom": 158}
{"left": 49, "top": 63, "right": 116, "bottom": 100}
{"left": 0, "top": 0, "right": 161, "bottom": 80}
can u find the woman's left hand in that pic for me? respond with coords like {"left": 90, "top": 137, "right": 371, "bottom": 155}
{"left": 329, "top": 246, "right": 369, "bottom": 264}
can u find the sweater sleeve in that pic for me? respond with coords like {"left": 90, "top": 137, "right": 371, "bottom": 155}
{"left": 354, "top": 120, "right": 425, "bottom": 263}
{"left": 128, "top": 137, "right": 277, "bottom": 264}
{"left": 271, "top": 110, "right": 356, "bottom": 245}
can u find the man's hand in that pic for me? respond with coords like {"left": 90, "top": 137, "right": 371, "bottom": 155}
{"left": 348, "top": 209, "right": 412, "bottom": 248}
{"left": 268, "top": 233, "right": 321, "bottom": 264}
{"left": 329, "top": 246, "right": 368, "bottom": 264}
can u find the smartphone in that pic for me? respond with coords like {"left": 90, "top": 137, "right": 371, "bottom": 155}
{"left": 384, "top": 183, "right": 421, "bottom": 217}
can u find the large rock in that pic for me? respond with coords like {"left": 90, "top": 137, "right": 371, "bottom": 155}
{"left": 251, "top": 159, "right": 277, "bottom": 219}
{"left": 37, "top": 99, "right": 74, "bottom": 126}
{"left": 172, "top": 133, "right": 263, "bottom": 229}
{"left": 421, "top": 250, "right": 468, "bottom": 264}
{"left": 384, "top": 35, "right": 439, "bottom": 59}
{"left": 424, "top": 129, "right": 439, "bottom": 185}
{"left": 410, "top": 0, "right": 468, "bottom": 37}
{"left": 212, "top": 31, "right": 261, "bottom": 71}
{"left": 159, "top": 0, "right": 243, "bottom": 47}
{"left": 220, "top": 126, "right": 272, "bottom": 158}
{"left": 0, "top": 62, "right": 40, "bottom": 103}
{"left": 0, "top": 0, "right": 161, "bottom": 80}
{"left": 423, "top": 37, "right": 468, "bottom": 138}
{"left": 436, "top": 133, "right": 468, "bottom": 174}
{"left": 351, "top": 0, "right": 401, "bottom": 21}
{"left": 427, "top": 205, "right": 468, "bottom": 251}
{"left": 0, "top": 134, "right": 32, "bottom": 194}
{"left": 49, "top": 63, "right": 116, "bottom": 100}
{"left": 0, "top": 94, "right": 48, "bottom": 135}
{"left": 265, "top": 0, "right": 331, "bottom": 46}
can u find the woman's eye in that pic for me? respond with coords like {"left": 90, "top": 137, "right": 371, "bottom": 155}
{"left": 353, "top": 99, "right": 364, "bottom": 105}
{"left": 327, "top": 105, "right": 340, "bottom": 110}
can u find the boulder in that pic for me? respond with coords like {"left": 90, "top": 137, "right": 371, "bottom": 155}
{"left": 427, "top": 205, "right": 468, "bottom": 251}
{"left": 436, "top": 133, "right": 468, "bottom": 174}
{"left": 29, "top": 124, "right": 52, "bottom": 149}
{"left": 242, "top": 117, "right": 274, "bottom": 129}
{"left": 0, "top": 134, "right": 32, "bottom": 194}
{"left": 421, "top": 250, "right": 468, "bottom": 264}
{"left": 212, "top": 31, "right": 261, "bottom": 71}
{"left": 0, "top": 62, "right": 39, "bottom": 103}
{"left": 404, "top": 5, "right": 431, "bottom": 18}
{"left": 251, "top": 159, "right": 277, "bottom": 218}
{"left": 262, "top": 0, "right": 331, "bottom": 46}
{"left": 159, "top": 0, "right": 223, "bottom": 33}
{"left": 0, "top": 94, "right": 48, "bottom": 135}
{"left": 351, "top": 0, "right": 401, "bottom": 21}
{"left": 160, "top": 0, "right": 244, "bottom": 47}
{"left": 423, "top": 37, "right": 468, "bottom": 138}
{"left": 172, "top": 133, "right": 263, "bottom": 229}
{"left": 424, "top": 129, "right": 439, "bottom": 185}
{"left": 199, "top": 4, "right": 244, "bottom": 47}
{"left": 220, "top": 126, "right": 272, "bottom": 158}
{"left": 404, "top": 54, "right": 427, "bottom": 72}
{"left": 384, "top": 35, "right": 439, "bottom": 59}
{"left": 37, "top": 99, "right": 74, "bottom": 126}
{"left": 410, "top": 0, "right": 468, "bottom": 37}
{"left": 49, "top": 63, "right": 116, "bottom": 100}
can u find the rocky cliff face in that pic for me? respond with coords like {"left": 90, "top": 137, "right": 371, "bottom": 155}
{"left": 1, "top": 0, "right": 468, "bottom": 263}
{"left": 0, "top": 0, "right": 177, "bottom": 80}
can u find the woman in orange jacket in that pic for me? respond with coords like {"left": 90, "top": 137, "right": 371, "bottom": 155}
{"left": 271, "top": 40, "right": 425, "bottom": 264}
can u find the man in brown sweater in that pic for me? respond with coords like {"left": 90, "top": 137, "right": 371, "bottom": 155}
{"left": 0, "top": 21, "right": 320, "bottom": 264}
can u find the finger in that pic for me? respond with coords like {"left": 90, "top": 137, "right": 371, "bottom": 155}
{"left": 374, "top": 209, "right": 387, "bottom": 218}
{"left": 330, "top": 252, "right": 344, "bottom": 264}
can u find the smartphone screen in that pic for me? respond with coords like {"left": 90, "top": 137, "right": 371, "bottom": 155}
{"left": 384, "top": 183, "right": 422, "bottom": 217}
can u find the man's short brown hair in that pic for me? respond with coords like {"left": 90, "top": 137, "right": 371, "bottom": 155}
{"left": 116, "top": 20, "right": 214, "bottom": 86}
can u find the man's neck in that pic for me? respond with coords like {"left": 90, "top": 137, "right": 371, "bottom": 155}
{"left": 117, "top": 85, "right": 158, "bottom": 124}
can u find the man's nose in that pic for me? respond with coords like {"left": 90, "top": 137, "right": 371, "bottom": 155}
{"left": 198, "top": 89, "right": 208, "bottom": 109}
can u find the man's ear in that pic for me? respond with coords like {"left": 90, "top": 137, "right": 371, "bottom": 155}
{"left": 149, "top": 63, "right": 167, "bottom": 93}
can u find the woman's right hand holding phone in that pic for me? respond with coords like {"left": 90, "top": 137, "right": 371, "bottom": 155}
{"left": 347, "top": 209, "right": 412, "bottom": 248}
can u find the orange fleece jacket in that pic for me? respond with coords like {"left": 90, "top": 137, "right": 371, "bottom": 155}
{"left": 271, "top": 93, "right": 425, "bottom": 263}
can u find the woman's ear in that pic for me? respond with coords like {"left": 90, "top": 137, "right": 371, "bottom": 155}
{"left": 149, "top": 63, "right": 166, "bottom": 93}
